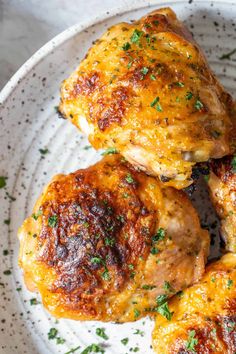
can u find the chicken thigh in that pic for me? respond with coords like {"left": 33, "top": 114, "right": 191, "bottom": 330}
{"left": 59, "top": 7, "right": 234, "bottom": 189}
{"left": 18, "top": 155, "right": 209, "bottom": 322}
{"left": 152, "top": 253, "right": 236, "bottom": 354}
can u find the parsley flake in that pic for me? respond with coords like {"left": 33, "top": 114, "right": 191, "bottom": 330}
{"left": 194, "top": 99, "right": 204, "bottom": 111}
{"left": 81, "top": 343, "right": 105, "bottom": 354}
{"left": 186, "top": 92, "right": 193, "bottom": 100}
{"left": 227, "top": 279, "right": 233, "bottom": 289}
{"left": 157, "top": 301, "right": 173, "bottom": 321}
{"left": 130, "top": 29, "right": 143, "bottom": 44}
{"left": 186, "top": 330, "right": 198, "bottom": 351}
{"left": 48, "top": 215, "right": 58, "bottom": 227}
{"left": 231, "top": 155, "right": 236, "bottom": 173}
{"left": 122, "top": 42, "right": 131, "bottom": 51}
{"left": 96, "top": 327, "right": 109, "bottom": 340}
{"left": 0, "top": 176, "right": 7, "bottom": 189}
{"left": 102, "top": 147, "right": 118, "bottom": 155}
{"left": 121, "top": 337, "right": 129, "bottom": 345}
{"left": 125, "top": 173, "right": 134, "bottom": 184}
{"left": 141, "top": 67, "right": 149, "bottom": 75}
{"left": 48, "top": 328, "right": 58, "bottom": 340}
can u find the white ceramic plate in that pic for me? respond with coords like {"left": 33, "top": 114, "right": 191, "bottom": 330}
{"left": 0, "top": 0, "right": 236, "bottom": 353}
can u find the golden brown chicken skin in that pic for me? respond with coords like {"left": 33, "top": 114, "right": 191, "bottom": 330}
{"left": 18, "top": 155, "right": 209, "bottom": 322}
{"left": 59, "top": 7, "right": 234, "bottom": 189}
{"left": 208, "top": 156, "right": 236, "bottom": 253}
{"left": 152, "top": 253, "right": 236, "bottom": 354}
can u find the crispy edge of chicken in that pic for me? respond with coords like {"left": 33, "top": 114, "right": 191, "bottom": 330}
{"left": 59, "top": 7, "right": 234, "bottom": 189}
{"left": 18, "top": 155, "right": 209, "bottom": 322}
{"left": 152, "top": 253, "right": 236, "bottom": 354}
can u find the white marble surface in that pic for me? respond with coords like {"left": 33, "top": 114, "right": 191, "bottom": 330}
{"left": 0, "top": 0, "right": 133, "bottom": 90}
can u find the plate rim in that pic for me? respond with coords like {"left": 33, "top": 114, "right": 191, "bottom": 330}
{"left": 0, "top": 0, "right": 235, "bottom": 105}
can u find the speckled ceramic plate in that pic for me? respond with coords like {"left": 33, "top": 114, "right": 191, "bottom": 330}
{"left": 0, "top": 0, "right": 236, "bottom": 353}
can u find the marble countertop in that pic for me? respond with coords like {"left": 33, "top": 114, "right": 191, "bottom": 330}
{"left": 0, "top": 0, "right": 131, "bottom": 90}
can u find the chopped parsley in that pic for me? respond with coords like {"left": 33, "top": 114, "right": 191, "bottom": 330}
{"left": 39, "top": 148, "right": 49, "bottom": 155}
{"left": 141, "top": 67, "right": 149, "bottom": 75}
{"left": 150, "top": 247, "right": 159, "bottom": 255}
{"left": 156, "top": 294, "right": 168, "bottom": 304}
{"left": 150, "top": 74, "right": 156, "bottom": 81}
{"left": 30, "top": 298, "right": 39, "bottom": 305}
{"left": 130, "top": 29, "right": 143, "bottom": 44}
{"left": 91, "top": 256, "right": 104, "bottom": 265}
{"left": 227, "top": 279, "right": 233, "bottom": 289}
{"left": 105, "top": 238, "right": 115, "bottom": 246}
{"left": 48, "top": 215, "right": 58, "bottom": 227}
{"left": 163, "top": 281, "right": 175, "bottom": 293}
{"left": 204, "top": 174, "right": 210, "bottom": 182}
{"left": 194, "top": 99, "right": 204, "bottom": 111}
{"left": 231, "top": 155, "right": 236, "bottom": 173}
{"left": 152, "top": 228, "right": 165, "bottom": 242}
{"left": 150, "top": 96, "right": 159, "bottom": 107}
{"left": 211, "top": 130, "right": 221, "bottom": 139}
{"left": 125, "top": 173, "right": 134, "bottom": 184}
{"left": 102, "top": 147, "right": 118, "bottom": 155}
{"left": 186, "top": 330, "right": 198, "bottom": 351}
{"left": 142, "top": 284, "right": 156, "bottom": 290}
{"left": 157, "top": 301, "right": 173, "bottom": 321}
{"left": 133, "top": 329, "right": 144, "bottom": 337}
{"left": 121, "top": 337, "right": 129, "bottom": 345}
{"left": 122, "top": 42, "right": 131, "bottom": 51}
{"left": 134, "top": 309, "right": 140, "bottom": 318}
{"left": 150, "top": 96, "right": 162, "bottom": 111}
{"left": 0, "top": 176, "right": 7, "bottom": 189}
{"left": 3, "top": 250, "right": 9, "bottom": 256}
{"left": 101, "top": 269, "right": 110, "bottom": 281}
{"left": 186, "top": 91, "right": 193, "bottom": 100}
{"left": 3, "top": 270, "right": 11, "bottom": 275}
{"left": 174, "top": 81, "right": 185, "bottom": 87}
{"left": 4, "top": 219, "right": 10, "bottom": 225}
{"left": 32, "top": 209, "right": 42, "bottom": 220}
{"left": 48, "top": 328, "right": 58, "bottom": 340}
{"left": 56, "top": 337, "right": 66, "bottom": 344}
{"left": 81, "top": 344, "right": 105, "bottom": 354}
{"left": 96, "top": 328, "right": 109, "bottom": 340}
{"left": 84, "top": 145, "right": 92, "bottom": 150}
{"left": 219, "top": 48, "right": 236, "bottom": 60}
{"left": 65, "top": 346, "right": 81, "bottom": 354}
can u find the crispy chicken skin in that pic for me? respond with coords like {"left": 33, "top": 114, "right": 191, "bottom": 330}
{"left": 18, "top": 155, "right": 209, "bottom": 322}
{"left": 152, "top": 253, "right": 236, "bottom": 354}
{"left": 59, "top": 7, "right": 234, "bottom": 189}
{"left": 208, "top": 156, "right": 236, "bottom": 253}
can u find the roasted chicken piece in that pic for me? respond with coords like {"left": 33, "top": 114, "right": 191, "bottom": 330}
{"left": 18, "top": 155, "right": 209, "bottom": 322}
{"left": 59, "top": 7, "right": 234, "bottom": 189}
{"left": 208, "top": 156, "right": 236, "bottom": 253}
{"left": 152, "top": 253, "right": 236, "bottom": 354}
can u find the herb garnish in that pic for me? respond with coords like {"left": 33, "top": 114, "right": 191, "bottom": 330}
{"left": 65, "top": 346, "right": 81, "bottom": 354}
{"left": 81, "top": 343, "right": 105, "bottom": 354}
{"left": 39, "top": 148, "right": 49, "bottom": 155}
{"left": 30, "top": 298, "right": 39, "bottom": 305}
{"left": 157, "top": 301, "right": 173, "bottom": 321}
{"left": 156, "top": 294, "right": 168, "bottom": 304}
{"left": 227, "top": 279, "right": 233, "bottom": 289}
{"left": 48, "top": 328, "right": 58, "bottom": 340}
{"left": 102, "top": 147, "right": 118, "bottom": 155}
{"left": 121, "top": 337, "right": 129, "bottom": 345}
{"left": 122, "top": 42, "right": 131, "bottom": 51}
{"left": 231, "top": 155, "right": 236, "bottom": 173}
{"left": 96, "top": 328, "right": 109, "bottom": 340}
{"left": 134, "top": 308, "right": 140, "bottom": 318}
{"left": 32, "top": 209, "right": 42, "bottom": 220}
{"left": 48, "top": 215, "right": 58, "bottom": 227}
{"left": 152, "top": 228, "right": 165, "bottom": 242}
{"left": 125, "top": 173, "right": 134, "bottom": 184}
{"left": 186, "top": 330, "right": 198, "bottom": 351}
{"left": 141, "top": 67, "right": 149, "bottom": 75}
{"left": 142, "top": 284, "right": 156, "bottom": 290}
{"left": 0, "top": 176, "right": 7, "bottom": 189}
{"left": 150, "top": 96, "right": 162, "bottom": 111}
{"left": 186, "top": 92, "right": 193, "bottom": 100}
{"left": 194, "top": 99, "right": 204, "bottom": 111}
{"left": 130, "top": 29, "right": 143, "bottom": 44}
